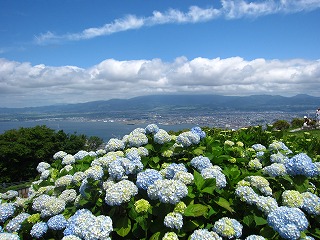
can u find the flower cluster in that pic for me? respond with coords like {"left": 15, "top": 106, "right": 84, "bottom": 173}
{"left": 32, "top": 194, "right": 65, "bottom": 217}
{"left": 0, "top": 190, "right": 18, "bottom": 200}
{"left": 191, "top": 126, "right": 206, "bottom": 139}
{"left": 105, "top": 138, "right": 125, "bottom": 152}
{"left": 124, "top": 130, "right": 148, "bottom": 147}
{"left": 164, "top": 212, "right": 183, "bottom": 230}
{"left": 136, "top": 169, "right": 163, "bottom": 190}
{"left": 267, "top": 206, "right": 309, "bottom": 239}
{"left": 282, "top": 190, "right": 304, "bottom": 208}
{"left": 62, "top": 154, "right": 76, "bottom": 165}
{"left": 105, "top": 179, "right": 138, "bottom": 206}
{"left": 73, "top": 150, "right": 91, "bottom": 160}
{"left": 0, "top": 203, "right": 15, "bottom": 223}
{"left": 268, "top": 141, "right": 292, "bottom": 154}
{"left": 5, "top": 212, "right": 30, "bottom": 232}
{"left": 30, "top": 222, "right": 48, "bottom": 239}
{"left": 145, "top": 123, "right": 160, "bottom": 134}
{"left": 213, "top": 217, "right": 243, "bottom": 239}
{"left": 53, "top": 151, "right": 67, "bottom": 160}
{"left": 262, "top": 163, "right": 287, "bottom": 177}
{"left": 36, "top": 161, "right": 51, "bottom": 173}
{"left": 190, "top": 229, "right": 222, "bottom": 240}
{"left": 176, "top": 131, "right": 200, "bottom": 147}
{"left": 154, "top": 129, "right": 172, "bottom": 144}
{"left": 55, "top": 175, "right": 73, "bottom": 188}
{"left": 162, "top": 232, "right": 179, "bottom": 240}
{"left": 47, "top": 214, "right": 68, "bottom": 230}
{"left": 84, "top": 165, "right": 104, "bottom": 180}
{"left": 285, "top": 153, "right": 319, "bottom": 177}
{"left": 301, "top": 192, "right": 320, "bottom": 215}
{"left": 134, "top": 199, "right": 151, "bottom": 213}
{"left": 63, "top": 209, "right": 113, "bottom": 239}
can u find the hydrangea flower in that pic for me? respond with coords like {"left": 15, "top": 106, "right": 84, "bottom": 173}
{"left": 136, "top": 169, "right": 163, "bottom": 190}
{"left": 125, "top": 132, "right": 148, "bottom": 147}
{"left": 5, "top": 213, "right": 30, "bottom": 232}
{"left": 248, "top": 158, "right": 263, "bottom": 170}
{"left": 267, "top": 206, "right": 309, "bottom": 240}
{"left": 55, "top": 175, "right": 73, "bottom": 188}
{"left": 174, "top": 201, "right": 187, "bottom": 214}
{"left": 62, "top": 235, "right": 82, "bottom": 240}
{"left": 201, "top": 166, "right": 227, "bottom": 189}
{"left": 62, "top": 154, "right": 76, "bottom": 165}
{"left": 262, "top": 163, "right": 287, "bottom": 177}
{"left": 245, "top": 235, "right": 266, "bottom": 240}
{"left": 224, "top": 140, "right": 235, "bottom": 146}
{"left": 252, "top": 144, "right": 266, "bottom": 151}
{"left": 32, "top": 194, "right": 65, "bottom": 217}
{"left": 270, "top": 152, "right": 289, "bottom": 164}
{"left": 245, "top": 176, "right": 272, "bottom": 196}
{"left": 60, "top": 165, "right": 73, "bottom": 173}
{"left": 191, "top": 155, "right": 213, "bottom": 172}
{"left": 72, "top": 171, "right": 86, "bottom": 184}
{"left": 84, "top": 165, "right": 104, "bottom": 180}
{"left": 269, "top": 141, "right": 292, "bottom": 154}
{"left": 176, "top": 131, "right": 200, "bottom": 147}
{"left": 164, "top": 212, "right": 183, "bottom": 230}
{"left": 30, "top": 222, "right": 48, "bottom": 239}
{"left": 173, "top": 171, "right": 194, "bottom": 185}
{"left": 191, "top": 126, "right": 206, "bottom": 139}
{"left": 36, "top": 161, "right": 51, "bottom": 173}
{"left": 134, "top": 199, "right": 151, "bottom": 213}
{"left": 63, "top": 209, "right": 113, "bottom": 239}
{"left": 53, "top": 151, "right": 68, "bottom": 160}
{"left": 285, "top": 153, "right": 319, "bottom": 177}
{"left": 282, "top": 190, "right": 304, "bottom": 208}
{"left": 73, "top": 150, "right": 90, "bottom": 160}
{"left": 105, "top": 180, "right": 138, "bottom": 206}
{"left": 235, "top": 186, "right": 259, "bottom": 205}
{"left": 255, "top": 196, "right": 278, "bottom": 215}
{"left": 0, "top": 190, "right": 18, "bottom": 200}
{"left": 301, "top": 192, "right": 320, "bottom": 215}
{"left": 145, "top": 124, "right": 160, "bottom": 134}
{"left": 40, "top": 169, "right": 50, "bottom": 180}
{"left": 0, "top": 233, "right": 20, "bottom": 240}
{"left": 154, "top": 129, "right": 172, "bottom": 144}
{"left": 0, "top": 203, "right": 15, "bottom": 223}
{"left": 105, "top": 138, "right": 125, "bottom": 152}
{"left": 47, "top": 214, "right": 67, "bottom": 230}
{"left": 162, "top": 232, "right": 179, "bottom": 240}
{"left": 213, "top": 217, "right": 243, "bottom": 239}
{"left": 147, "top": 179, "right": 188, "bottom": 204}
{"left": 190, "top": 229, "right": 222, "bottom": 240}
{"left": 59, "top": 189, "right": 77, "bottom": 203}
{"left": 164, "top": 163, "right": 188, "bottom": 179}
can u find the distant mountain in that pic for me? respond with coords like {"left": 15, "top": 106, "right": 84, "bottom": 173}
{"left": 0, "top": 94, "right": 319, "bottom": 120}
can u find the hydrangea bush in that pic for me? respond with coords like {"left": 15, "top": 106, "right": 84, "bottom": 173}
{"left": 0, "top": 124, "right": 319, "bottom": 239}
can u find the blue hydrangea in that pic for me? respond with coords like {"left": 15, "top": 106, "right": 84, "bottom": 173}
{"left": 191, "top": 126, "right": 206, "bottom": 139}
{"left": 36, "top": 161, "right": 51, "bottom": 173}
{"left": 73, "top": 150, "right": 90, "bottom": 160}
{"left": 147, "top": 179, "right": 188, "bottom": 204}
{"left": 5, "top": 213, "right": 30, "bottom": 232}
{"left": 145, "top": 124, "right": 160, "bottom": 134}
{"left": 262, "top": 163, "right": 287, "bottom": 177}
{"left": 32, "top": 194, "right": 65, "bottom": 217}
{"left": 40, "top": 169, "right": 50, "bottom": 180}
{"left": 105, "top": 138, "right": 125, "bottom": 152}
{"left": 0, "top": 190, "right": 19, "bottom": 200}
{"left": 252, "top": 144, "right": 266, "bottom": 151}
{"left": 267, "top": 206, "right": 309, "bottom": 239}
{"left": 125, "top": 148, "right": 140, "bottom": 161}
{"left": 105, "top": 180, "right": 138, "bottom": 206}
{"left": 47, "top": 214, "right": 67, "bottom": 230}
{"left": 108, "top": 159, "right": 126, "bottom": 180}
{"left": 213, "top": 217, "right": 243, "bottom": 239}
{"left": 201, "top": 166, "right": 227, "bottom": 189}
{"left": 255, "top": 196, "right": 278, "bottom": 215}
{"left": 63, "top": 209, "right": 113, "bottom": 239}
{"left": 55, "top": 174, "right": 73, "bottom": 188}
{"left": 84, "top": 165, "right": 104, "bottom": 180}
{"left": 269, "top": 141, "right": 292, "bottom": 154}
{"left": 285, "top": 153, "right": 319, "bottom": 177}
{"left": 164, "top": 212, "right": 183, "bottom": 230}
{"left": 190, "top": 229, "right": 222, "bottom": 240}
{"left": 0, "top": 233, "right": 20, "bottom": 240}
{"left": 248, "top": 158, "right": 263, "bottom": 170}
{"left": 136, "top": 169, "right": 163, "bottom": 190}
{"left": 0, "top": 203, "right": 15, "bottom": 223}
{"left": 53, "top": 151, "right": 68, "bottom": 160}
{"left": 245, "top": 235, "right": 266, "bottom": 240}
{"left": 173, "top": 171, "right": 194, "bottom": 185}
{"left": 62, "top": 154, "right": 76, "bottom": 165}
{"left": 154, "top": 129, "right": 172, "bottom": 144}
{"left": 301, "top": 192, "right": 320, "bottom": 215}
{"left": 165, "top": 163, "right": 188, "bottom": 179}
{"left": 125, "top": 132, "right": 148, "bottom": 147}
{"left": 59, "top": 189, "right": 77, "bottom": 204}
{"left": 235, "top": 186, "right": 259, "bottom": 205}
{"left": 122, "top": 157, "right": 144, "bottom": 175}
{"left": 270, "top": 152, "right": 289, "bottom": 164}
{"left": 72, "top": 171, "right": 86, "bottom": 184}
{"left": 190, "top": 156, "right": 213, "bottom": 172}
{"left": 30, "top": 222, "right": 48, "bottom": 239}
{"left": 176, "top": 131, "right": 200, "bottom": 147}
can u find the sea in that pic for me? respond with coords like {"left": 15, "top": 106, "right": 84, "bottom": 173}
{"left": 0, "top": 120, "right": 196, "bottom": 142}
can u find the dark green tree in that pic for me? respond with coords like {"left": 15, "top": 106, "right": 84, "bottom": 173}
{"left": 272, "top": 120, "right": 290, "bottom": 130}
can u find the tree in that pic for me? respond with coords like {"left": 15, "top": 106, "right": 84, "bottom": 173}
{"left": 272, "top": 120, "right": 290, "bottom": 130}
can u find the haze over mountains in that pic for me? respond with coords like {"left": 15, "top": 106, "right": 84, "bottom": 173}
{"left": 0, "top": 94, "right": 319, "bottom": 121}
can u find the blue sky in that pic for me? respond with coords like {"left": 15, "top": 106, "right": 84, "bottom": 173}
{"left": 1, "top": 0, "right": 320, "bottom": 107}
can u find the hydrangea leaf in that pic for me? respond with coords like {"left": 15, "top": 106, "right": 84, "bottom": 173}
{"left": 214, "top": 197, "right": 235, "bottom": 213}
{"left": 115, "top": 216, "right": 131, "bottom": 237}
{"left": 184, "top": 204, "right": 208, "bottom": 217}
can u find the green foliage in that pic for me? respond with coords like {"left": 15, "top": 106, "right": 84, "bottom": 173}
{"left": 291, "top": 118, "right": 305, "bottom": 128}
{"left": 0, "top": 125, "right": 103, "bottom": 183}
{"left": 272, "top": 120, "right": 290, "bottom": 130}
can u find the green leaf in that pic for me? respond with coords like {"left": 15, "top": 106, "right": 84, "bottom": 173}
{"left": 260, "top": 225, "right": 277, "bottom": 239}
{"left": 184, "top": 204, "right": 208, "bottom": 217}
{"left": 149, "top": 232, "right": 161, "bottom": 240}
{"left": 193, "top": 147, "right": 204, "bottom": 155}
{"left": 194, "top": 170, "right": 204, "bottom": 191}
{"left": 115, "top": 216, "right": 131, "bottom": 237}
{"left": 214, "top": 197, "right": 235, "bottom": 213}
{"left": 254, "top": 215, "right": 267, "bottom": 226}
{"left": 243, "top": 215, "right": 254, "bottom": 227}
{"left": 152, "top": 156, "right": 160, "bottom": 163}
{"left": 201, "top": 178, "right": 216, "bottom": 195}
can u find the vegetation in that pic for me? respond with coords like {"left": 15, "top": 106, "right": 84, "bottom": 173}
{"left": 0, "top": 123, "right": 319, "bottom": 239}
{"left": 0, "top": 125, "right": 103, "bottom": 183}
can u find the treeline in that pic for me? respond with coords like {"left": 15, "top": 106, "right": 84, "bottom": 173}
{"left": 0, "top": 125, "right": 103, "bottom": 183}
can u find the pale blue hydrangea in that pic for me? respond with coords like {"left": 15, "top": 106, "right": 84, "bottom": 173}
{"left": 63, "top": 209, "right": 113, "bottom": 239}
{"left": 248, "top": 158, "right": 263, "bottom": 170}
{"left": 190, "top": 229, "right": 222, "bottom": 240}
{"left": 122, "top": 157, "right": 144, "bottom": 175}
{"left": 147, "top": 179, "right": 188, "bottom": 204}
{"left": 191, "top": 156, "right": 213, "bottom": 172}
{"left": 173, "top": 171, "right": 194, "bottom": 185}
{"left": 105, "top": 180, "right": 138, "bottom": 206}
{"left": 255, "top": 196, "right": 279, "bottom": 215}
{"left": 105, "top": 138, "right": 125, "bottom": 152}
{"left": 88, "top": 151, "right": 97, "bottom": 157}
{"left": 262, "top": 163, "right": 287, "bottom": 177}
{"left": 0, "top": 190, "right": 18, "bottom": 200}
{"left": 40, "top": 169, "right": 50, "bottom": 180}
{"left": 201, "top": 166, "right": 227, "bottom": 189}
{"left": 62, "top": 154, "right": 76, "bottom": 165}
{"left": 145, "top": 124, "right": 160, "bottom": 134}
{"left": 282, "top": 190, "right": 304, "bottom": 208}
{"left": 176, "top": 131, "right": 200, "bottom": 147}
{"left": 256, "top": 151, "right": 265, "bottom": 159}
{"left": 0, "top": 226, "right": 2, "bottom": 233}
{"left": 84, "top": 165, "right": 104, "bottom": 180}
{"left": 60, "top": 165, "right": 73, "bottom": 173}
{"left": 154, "top": 129, "right": 172, "bottom": 144}
{"left": 0, "top": 233, "right": 20, "bottom": 240}
{"left": 72, "top": 171, "right": 86, "bottom": 184}
{"left": 213, "top": 217, "right": 243, "bottom": 239}
{"left": 73, "top": 150, "right": 90, "bottom": 160}
{"left": 131, "top": 128, "right": 146, "bottom": 135}
{"left": 162, "top": 232, "right": 179, "bottom": 240}
{"left": 269, "top": 141, "right": 292, "bottom": 154}
{"left": 270, "top": 152, "right": 289, "bottom": 164}
{"left": 165, "top": 163, "right": 188, "bottom": 179}
{"left": 191, "top": 126, "right": 206, "bottom": 139}
{"left": 245, "top": 235, "right": 266, "bottom": 240}
{"left": 164, "top": 212, "right": 183, "bottom": 230}
{"left": 136, "top": 169, "right": 163, "bottom": 190}
{"left": 32, "top": 194, "right": 65, "bottom": 217}
{"left": 108, "top": 159, "right": 126, "bottom": 180}
{"left": 53, "top": 151, "right": 68, "bottom": 160}
{"left": 36, "top": 161, "right": 51, "bottom": 173}
{"left": 125, "top": 132, "right": 148, "bottom": 147}
{"left": 0, "top": 203, "right": 15, "bottom": 223}
{"left": 5, "top": 213, "right": 30, "bottom": 232}
{"left": 301, "top": 192, "right": 320, "bottom": 215}
{"left": 245, "top": 176, "right": 272, "bottom": 196}
{"left": 251, "top": 144, "right": 266, "bottom": 151}
{"left": 30, "top": 222, "right": 48, "bottom": 239}
{"left": 224, "top": 140, "right": 235, "bottom": 146}
{"left": 91, "top": 156, "right": 115, "bottom": 169}
{"left": 95, "top": 149, "right": 106, "bottom": 156}
{"left": 47, "top": 214, "right": 67, "bottom": 230}
{"left": 125, "top": 148, "right": 140, "bottom": 161}
{"left": 59, "top": 189, "right": 77, "bottom": 203}
{"left": 267, "top": 206, "right": 309, "bottom": 240}
{"left": 235, "top": 186, "right": 259, "bottom": 205}
{"left": 62, "top": 235, "right": 82, "bottom": 240}
{"left": 137, "top": 146, "right": 149, "bottom": 156}
{"left": 55, "top": 175, "right": 73, "bottom": 188}
{"left": 285, "top": 153, "right": 319, "bottom": 177}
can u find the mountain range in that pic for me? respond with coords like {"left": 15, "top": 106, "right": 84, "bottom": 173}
{"left": 1, "top": 94, "right": 319, "bottom": 120}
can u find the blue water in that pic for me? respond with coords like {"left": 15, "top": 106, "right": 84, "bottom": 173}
{"left": 0, "top": 120, "right": 196, "bottom": 141}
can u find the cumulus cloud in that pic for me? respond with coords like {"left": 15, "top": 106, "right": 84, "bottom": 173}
{"left": 0, "top": 57, "right": 319, "bottom": 107}
{"left": 34, "top": 0, "right": 320, "bottom": 44}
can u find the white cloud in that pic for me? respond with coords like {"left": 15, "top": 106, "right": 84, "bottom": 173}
{"left": 34, "top": 0, "right": 320, "bottom": 44}
{"left": 0, "top": 57, "right": 320, "bottom": 107}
